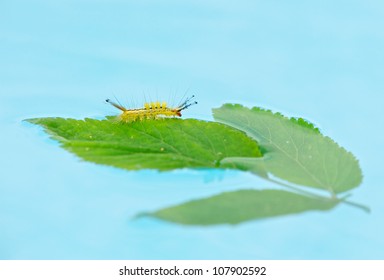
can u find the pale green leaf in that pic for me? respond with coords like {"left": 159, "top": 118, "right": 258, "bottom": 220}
{"left": 213, "top": 104, "right": 362, "bottom": 194}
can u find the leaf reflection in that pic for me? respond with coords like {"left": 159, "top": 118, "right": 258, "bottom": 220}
{"left": 140, "top": 189, "right": 340, "bottom": 226}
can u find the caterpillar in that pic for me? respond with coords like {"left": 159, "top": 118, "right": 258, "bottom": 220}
{"left": 106, "top": 95, "right": 197, "bottom": 122}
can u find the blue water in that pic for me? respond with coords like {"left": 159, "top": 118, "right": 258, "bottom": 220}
{"left": 1, "top": 0, "right": 384, "bottom": 259}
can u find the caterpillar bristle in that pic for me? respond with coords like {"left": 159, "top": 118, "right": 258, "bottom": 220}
{"left": 105, "top": 99, "right": 127, "bottom": 112}
{"left": 178, "top": 95, "right": 197, "bottom": 111}
{"left": 106, "top": 95, "right": 197, "bottom": 122}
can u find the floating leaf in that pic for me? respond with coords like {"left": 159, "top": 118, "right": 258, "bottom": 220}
{"left": 26, "top": 118, "right": 262, "bottom": 171}
{"left": 141, "top": 189, "right": 339, "bottom": 225}
{"left": 213, "top": 104, "right": 362, "bottom": 194}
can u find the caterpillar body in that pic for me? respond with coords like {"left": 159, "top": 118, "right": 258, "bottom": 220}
{"left": 106, "top": 95, "right": 197, "bottom": 122}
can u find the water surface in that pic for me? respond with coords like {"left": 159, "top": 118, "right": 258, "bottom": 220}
{"left": 1, "top": 0, "right": 384, "bottom": 259}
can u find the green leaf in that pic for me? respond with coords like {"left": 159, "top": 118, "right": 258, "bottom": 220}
{"left": 26, "top": 117, "right": 262, "bottom": 171}
{"left": 213, "top": 104, "right": 362, "bottom": 194}
{"left": 141, "top": 189, "right": 339, "bottom": 225}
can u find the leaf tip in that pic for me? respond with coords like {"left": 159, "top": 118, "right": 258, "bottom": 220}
{"left": 23, "top": 118, "right": 41, "bottom": 125}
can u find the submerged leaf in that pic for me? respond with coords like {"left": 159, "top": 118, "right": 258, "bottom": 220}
{"left": 26, "top": 118, "right": 262, "bottom": 171}
{"left": 213, "top": 104, "right": 362, "bottom": 194}
{"left": 141, "top": 189, "right": 339, "bottom": 225}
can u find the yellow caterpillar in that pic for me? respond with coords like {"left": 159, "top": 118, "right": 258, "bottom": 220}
{"left": 106, "top": 95, "right": 197, "bottom": 122}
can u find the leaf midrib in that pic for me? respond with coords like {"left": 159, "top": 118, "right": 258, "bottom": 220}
{"left": 230, "top": 111, "right": 330, "bottom": 190}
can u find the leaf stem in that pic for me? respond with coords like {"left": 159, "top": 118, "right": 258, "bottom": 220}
{"left": 340, "top": 198, "right": 371, "bottom": 213}
{"left": 265, "top": 177, "right": 329, "bottom": 200}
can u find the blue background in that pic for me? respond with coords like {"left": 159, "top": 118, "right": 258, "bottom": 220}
{"left": 1, "top": 0, "right": 383, "bottom": 259}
